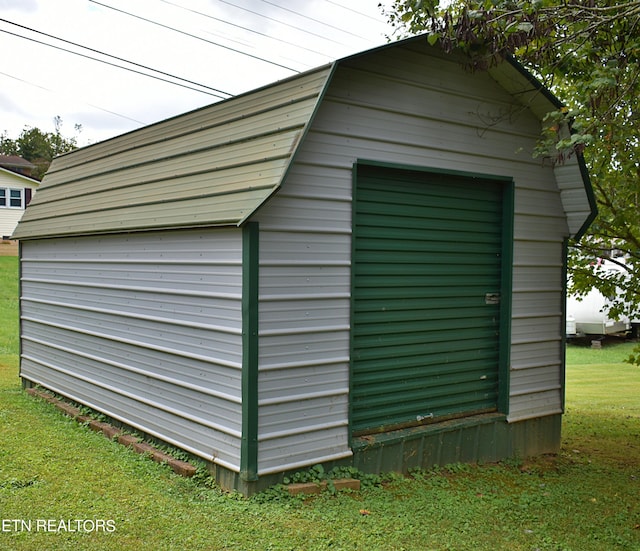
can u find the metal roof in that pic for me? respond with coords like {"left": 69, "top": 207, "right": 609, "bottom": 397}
{"left": 12, "top": 35, "right": 595, "bottom": 241}
{"left": 12, "top": 66, "right": 333, "bottom": 239}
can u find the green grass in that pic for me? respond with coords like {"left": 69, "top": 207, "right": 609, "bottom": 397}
{"left": 0, "top": 256, "right": 19, "bottom": 362}
{"left": 1, "top": 255, "right": 639, "bottom": 550}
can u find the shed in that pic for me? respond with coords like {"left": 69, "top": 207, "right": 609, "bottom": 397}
{"left": 13, "top": 35, "right": 596, "bottom": 494}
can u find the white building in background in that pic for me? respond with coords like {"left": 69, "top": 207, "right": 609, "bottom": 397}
{"left": 567, "top": 256, "right": 638, "bottom": 337}
{"left": 0, "top": 158, "right": 39, "bottom": 239}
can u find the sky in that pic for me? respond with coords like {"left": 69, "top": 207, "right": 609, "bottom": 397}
{"left": 0, "top": 0, "right": 400, "bottom": 147}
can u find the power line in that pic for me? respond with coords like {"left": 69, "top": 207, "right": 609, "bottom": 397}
{"left": 0, "top": 27, "right": 229, "bottom": 99}
{"left": 258, "top": 0, "right": 370, "bottom": 42}
{"left": 212, "top": 0, "right": 349, "bottom": 47}
{"left": 0, "top": 18, "right": 232, "bottom": 99}
{"left": 325, "top": 0, "right": 389, "bottom": 24}
{"left": 0, "top": 70, "right": 146, "bottom": 125}
{"left": 88, "top": 0, "right": 302, "bottom": 74}
{"left": 157, "top": 0, "right": 330, "bottom": 60}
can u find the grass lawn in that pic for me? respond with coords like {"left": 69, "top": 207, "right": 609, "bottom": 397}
{"left": 1, "top": 255, "right": 639, "bottom": 550}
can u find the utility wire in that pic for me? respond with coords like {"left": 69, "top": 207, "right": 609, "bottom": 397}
{"left": 258, "top": 0, "right": 370, "bottom": 42}
{"left": 213, "top": 0, "right": 348, "bottom": 46}
{"left": 0, "top": 18, "right": 232, "bottom": 98}
{"left": 0, "top": 70, "right": 146, "bottom": 124}
{"left": 157, "top": 0, "right": 330, "bottom": 60}
{"left": 88, "top": 0, "right": 301, "bottom": 73}
{"left": 0, "top": 28, "right": 229, "bottom": 99}
{"left": 325, "top": 0, "right": 389, "bottom": 24}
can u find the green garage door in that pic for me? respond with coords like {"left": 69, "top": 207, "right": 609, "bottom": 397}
{"left": 351, "top": 164, "right": 511, "bottom": 435}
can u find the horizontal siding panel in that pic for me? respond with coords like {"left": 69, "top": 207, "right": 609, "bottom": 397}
{"left": 295, "top": 131, "right": 533, "bottom": 187}
{"left": 514, "top": 240, "right": 563, "bottom": 266}
{"left": 22, "top": 322, "right": 241, "bottom": 398}
{"left": 255, "top": 194, "right": 352, "bottom": 234}
{"left": 260, "top": 298, "right": 349, "bottom": 333}
{"left": 514, "top": 214, "right": 568, "bottom": 240}
{"left": 510, "top": 341, "right": 563, "bottom": 371}
{"left": 259, "top": 331, "right": 349, "bottom": 370}
{"left": 513, "top": 266, "right": 561, "bottom": 291}
{"left": 19, "top": 230, "right": 245, "bottom": 469}
{"left": 566, "top": 211, "right": 594, "bottom": 235}
{"left": 508, "top": 390, "right": 563, "bottom": 422}
{"left": 22, "top": 281, "right": 242, "bottom": 328}
{"left": 512, "top": 291, "right": 563, "bottom": 317}
{"left": 254, "top": 177, "right": 353, "bottom": 472}
{"left": 258, "top": 427, "right": 351, "bottom": 475}
{"left": 258, "top": 361, "right": 348, "bottom": 401}
{"left": 21, "top": 358, "right": 241, "bottom": 469}
{"left": 19, "top": 228, "right": 243, "bottom": 260}
{"left": 22, "top": 339, "right": 242, "bottom": 428}
{"left": 559, "top": 187, "right": 592, "bottom": 211}
{"left": 260, "top": 265, "right": 350, "bottom": 297}
{"left": 510, "top": 364, "right": 561, "bottom": 396}
{"left": 21, "top": 303, "right": 243, "bottom": 364}
{"left": 21, "top": 262, "right": 242, "bottom": 296}
{"left": 25, "top": 260, "right": 241, "bottom": 298}
{"left": 515, "top": 188, "right": 565, "bottom": 216}
{"left": 359, "top": 42, "right": 492, "bottom": 94}
{"left": 258, "top": 395, "right": 348, "bottom": 438}
{"left": 314, "top": 99, "right": 541, "bottom": 162}
{"left": 511, "top": 316, "right": 562, "bottom": 344}
{"left": 260, "top": 231, "right": 351, "bottom": 264}
{"left": 328, "top": 63, "right": 541, "bottom": 137}
{"left": 276, "top": 164, "right": 353, "bottom": 201}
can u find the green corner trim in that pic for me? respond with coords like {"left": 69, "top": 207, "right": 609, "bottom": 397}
{"left": 498, "top": 180, "right": 514, "bottom": 415}
{"left": 560, "top": 238, "right": 569, "bottom": 413}
{"left": 241, "top": 222, "right": 259, "bottom": 481}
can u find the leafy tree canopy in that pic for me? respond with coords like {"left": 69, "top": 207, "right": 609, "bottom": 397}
{"left": 1, "top": 116, "right": 81, "bottom": 180}
{"left": 384, "top": 0, "right": 640, "bottom": 361}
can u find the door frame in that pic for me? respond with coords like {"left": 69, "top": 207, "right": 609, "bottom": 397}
{"left": 349, "top": 160, "right": 514, "bottom": 437}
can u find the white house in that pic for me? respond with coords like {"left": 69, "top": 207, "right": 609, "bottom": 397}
{"left": 0, "top": 165, "right": 38, "bottom": 239}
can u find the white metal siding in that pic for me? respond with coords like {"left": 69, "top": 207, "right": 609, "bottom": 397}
{"left": 253, "top": 163, "right": 353, "bottom": 474}
{"left": 554, "top": 159, "right": 594, "bottom": 236}
{"left": 325, "top": 48, "right": 569, "bottom": 421}
{"left": 1, "top": 208, "right": 24, "bottom": 237}
{"left": 20, "top": 229, "right": 245, "bottom": 471}
{"left": 254, "top": 42, "right": 569, "bottom": 472}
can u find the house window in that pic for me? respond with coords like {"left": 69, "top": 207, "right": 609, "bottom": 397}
{"left": 0, "top": 188, "right": 24, "bottom": 208}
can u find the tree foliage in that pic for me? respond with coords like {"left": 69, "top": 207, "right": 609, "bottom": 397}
{"left": 0, "top": 116, "right": 81, "bottom": 180}
{"left": 384, "top": 0, "right": 640, "bottom": 361}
